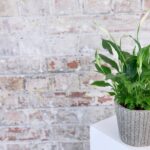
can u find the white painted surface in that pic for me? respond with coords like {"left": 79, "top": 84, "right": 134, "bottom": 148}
{"left": 90, "top": 116, "right": 150, "bottom": 150}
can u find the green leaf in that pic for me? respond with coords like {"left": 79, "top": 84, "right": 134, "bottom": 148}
{"left": 99, "top": 53, "right": 119, "bottom": 71}
{"left": 137, "top": 45, "right": 150, "bottom": 76}
{"left": 95, "top": 50, "right": 101, "bottom": 66}
{"left": 125, "top": 98, "right": 131, "bottom": 105}
{"left": 123, "top": 56, "right": 138, "bottom": 78}
{"left": 101, "top": 65, "right": 111, "bottom": 74}
{"left": 142, "top": 71, "right": 150, "bottom": 77}
{"left": 122, "top": 51, "right": 131, "bottom": 59}
{"left": 91, "top": 81, "right": 111, "bottom": 87}
{"left": 102, "top": 39, "right": 113, "bottom": 54}
{"left": 141, "top": 45, "right": 150, "bottom": 65}
{"left": 106, "top": 74, "right": 117, "bottom": 81}
{"left": 95, "top": 64, "right": 103, "bottom": 73}
{"left": 106, "top": 73, "right": 125, "bottom": 82}
{"left": 102, "top": 40, "right": 125, "bottom": 63}
{"left": 143, "top": 97, "right": 150, "bottom": 105}
{"left": 145, "top": 106, "right": 150, "bottom": 110}
{"left": 92, "top": 12, "right": 150, "bottom": 110}
{"left": 108, "top": 92, "right": 115, "bottom": 96}
{"left": 95, "top": 64, "right": 111, "bottom": 75}
{"left": 128, "top": 35, "right": 141, "bottom": 51}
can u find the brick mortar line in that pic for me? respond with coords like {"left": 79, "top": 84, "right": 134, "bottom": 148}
{"left": 0, "top": 105, "right": 114, "bottom": 111}
{"left": 0, "top": 124, "right": 91, "bottom": 127}
{"left": 0, "top": 140, "right": 89, "bottom": 144}
{"left": 0, "top": 71, "right": 95, "bottom": 77}
{"left": 0, "top": 52, "right": 94, "bottom": 58}
{"left": 0, "top": 12, "right": 143, "bottom": 19}
{"left": 0, "top": 124, "right": 53, "bottom": 127}
{"left": 0, "top": 141, "right": 89, "bottom": 144}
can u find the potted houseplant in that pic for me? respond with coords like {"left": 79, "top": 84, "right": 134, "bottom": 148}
{"left": 92, "top": 11, "right": 150, "bottom": 147}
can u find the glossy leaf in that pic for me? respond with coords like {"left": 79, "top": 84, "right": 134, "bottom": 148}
{"left": 108, "top": 92, "right": 115, "bottom": 96}
{"left": 123, "top": 56, "right": 138, "bottom": 79}
{"left": 91, "top": 81, "right": 111, "bottom": 87}
{"left": 95, "top": 64, "right": 111, "bottom": 75}
{"left": 102, "top": 40, "right": 125, "bottom": 63}
{"left": 102, "top": 39, "right": 113, "bottom": 54}
{"left": 99, "top": 54, "right": 119, "bottom": 71}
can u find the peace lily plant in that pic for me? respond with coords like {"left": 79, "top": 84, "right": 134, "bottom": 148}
{"left": 93, "top": 11, "right": 150, "bottom": 110}
{"left": 92, "top": 11, "right": 150, "bottom": 147}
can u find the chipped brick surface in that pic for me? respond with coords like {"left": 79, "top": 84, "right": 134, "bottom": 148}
{"left": 0, "top": 0, "right": 146, "bottom": 149}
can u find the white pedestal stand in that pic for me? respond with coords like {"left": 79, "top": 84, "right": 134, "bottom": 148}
{"left": 90, "top": 116, "right": 150, "bottom": 150}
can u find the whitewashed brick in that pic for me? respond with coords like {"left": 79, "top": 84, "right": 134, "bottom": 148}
{"left": 0, "top": 110, "right": 27, "bottom": 126}
{"left": 55, "top": 125, "right": 89, "bottom": 141}
{"left": 0, "top": 57, "right": 20, "bottom": 74}
{"left": 53, "top": 73, "right": 80, "bottom": 91}
{"left": 113, "top": 0, "right": 141, "bottom": 13}
{"left": 19, "top": 33, "right": 46, "bottom": 56}
{"left": 0, "top": 0, "right": 18, "bottom": 17}
{"left": 29, "top": 91, "right": 95, "bottom": 108}
{"left": 0, "top": 126, "right": 54, "bottom": 141}
{"left": 25, "top": 76, "right": 50, "bottom": 91}
{"left": 60, "top": 142, "right": 83, "bottom": 150}
{"left": 0, "top": 91, "right": 29, "bottom": 109}
{"left": 19, "top": 57, "right": 47, "bottom": 73}
{"left": 79, "top": 71, "right": 104, "bottom": 89}
{"left": 7, "top": 144, "right": 29, "bottom": 150}
{"left": 0, "top": 34, "right": 19, "bottom": 56}
{"left": 45, "top": 16, "right": 97, "bottom": 34}
{"left": 18, "top": 0, "right": 50, "bottom": 16}
{"left": 143, "top": 0, "right": 150, "bottom": 10}
{"left": 78, "top": 34, "right": 101, "bottom": 54}
{"left": 0, "top": 77, "right": 24, "bottom": 91}
{"left": 54, "top": 0, "right": 81, "bottom": 15}
{"left": 19, "top": 17, "right": 46, "bottom": 35}
{"left": 30, "top": 142, "right": 58, "bottom": 150}
{"left": 0, "top": 17, "right": 46, "bottom": 35}
{"left": 83, "top": 0, "right": 111, "bottom": 14}
{"left": 28, "top": 109, "right": 56, "bottom": 125}
{"left": 94, "top": 14, "right": 140, "bottom": 33}
{"left": 45, "top": 34, "right": 78, "bottom": 56}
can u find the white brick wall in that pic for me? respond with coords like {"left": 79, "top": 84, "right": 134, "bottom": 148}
{"left": 0, "top": 0, "right": 149, "bottom": 149}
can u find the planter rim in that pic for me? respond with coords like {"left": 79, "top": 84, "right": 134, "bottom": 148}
{"left": 115, "top": 101, "right": 150, "bottom": 112}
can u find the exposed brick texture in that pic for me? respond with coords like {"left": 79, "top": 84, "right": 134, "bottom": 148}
{"left": 143, "top": 0, "right": 150, "bottom": 10}
{"left": 112, "top": 0, "right": 141, "bottom": 13}
{"left": 0, "top": 0, "right": 147, "bottom": 149}
{"left": 83, "top": 0, "right": 112, "bottom": 14}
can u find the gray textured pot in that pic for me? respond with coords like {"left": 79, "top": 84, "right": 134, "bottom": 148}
{"left": 115, "top": 102, "right": 150, "bottom": 147}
